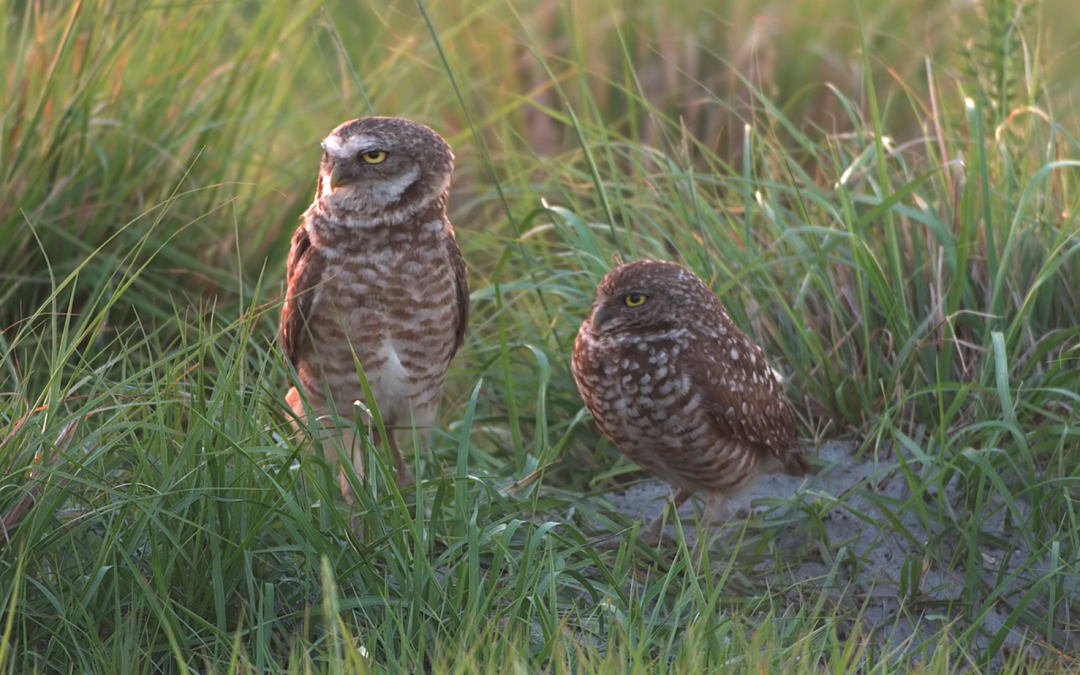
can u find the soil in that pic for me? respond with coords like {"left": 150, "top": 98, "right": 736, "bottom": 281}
{"left": 604, "top": 441, "right": 1076, "bottom": 668}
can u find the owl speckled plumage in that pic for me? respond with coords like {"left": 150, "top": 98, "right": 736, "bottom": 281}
{"left": 572, "top": 260, "right": 811, "bottom": 549}
{"left": 281, "top": 117, "right": 468, "bottom": 504}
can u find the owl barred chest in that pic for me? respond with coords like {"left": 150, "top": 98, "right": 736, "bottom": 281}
{"left": 303, "top": 221, "right": 461, "bottom": 427}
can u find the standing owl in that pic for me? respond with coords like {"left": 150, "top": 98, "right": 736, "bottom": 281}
{"left": 572, "top": 260, "right": 811, "bottom": 549}
{"left": 281, "top": 117, "right": 469, "bottom": 505}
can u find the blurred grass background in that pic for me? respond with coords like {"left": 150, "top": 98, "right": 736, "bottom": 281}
{"left": 2, "top": 0, "right": 1080, "bottom": 671}
{"left": 4, "top": 0, "right": 1078, "bottom": 327}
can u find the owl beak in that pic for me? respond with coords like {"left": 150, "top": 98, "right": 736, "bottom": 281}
{"left": 329, "top": 163, "right": 348, "bottom": 192}
{"left": 591, "top": 305, "right": 611, "bottom": 332}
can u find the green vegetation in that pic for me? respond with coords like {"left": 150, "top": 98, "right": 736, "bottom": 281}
{"left": 2, "top": 0, "right": 1079, "bottom": 671}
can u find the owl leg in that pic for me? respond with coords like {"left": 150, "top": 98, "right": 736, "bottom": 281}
{"left": 637, "top": 487, "right": 694, "bottom": 548}
{"left": 386, "top": 432, "right": 415, "bottom": 489}
{"left": 336, "top": 425, "right": 367, "bottom": 507}
{"left": 692, "top": 492, "right": 726, "bottom": 557}
{"left": 287, "top": 388, "right": 364, "bottom": 507}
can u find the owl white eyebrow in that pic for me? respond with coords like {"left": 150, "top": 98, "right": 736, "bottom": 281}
{"left": 321, "top": 133, "right": 381, "bottom": 160}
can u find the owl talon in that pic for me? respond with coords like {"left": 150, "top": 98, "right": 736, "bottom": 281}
{"left": 388, "top": 435, "right": 416, "bottom": 490}
{"left": 348, "top": 515, "right": 364, "bottom": 540}
{"left": 596, "top": 536, "right": 624, "bottom": 551}
{"left": 638, "top": 531, "right": 677, "bottom": 549}
{"left": 340, "top": 468, "right": 357, "bottom": 507}
{"left": 396, "top": 469, "right": 416, "bottom": 490}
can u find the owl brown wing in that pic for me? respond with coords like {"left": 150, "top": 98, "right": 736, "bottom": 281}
{"left": 691, "top": 332, "right": 802, "bottom": 456}
{"left": 446, "top": 235, "right": 469, "bottom": 362}
{"left": 280, "top": 225, "right": 324, "bottom": 371}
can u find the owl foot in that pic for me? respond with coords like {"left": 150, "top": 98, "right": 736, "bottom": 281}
{"left": 634, "top": 486, "right": 695, "bottom": 549}
{"left": 595, "top": 536, "right": 621, "bottom": 551}
{"left": 594, "top": 531, "right": 675, "bottom": 551}
{"left": 348, "top": 515, "right": 364, "bottom": 540}
{"left": 636, "top": 515, "right": 678, "bottom": 549}
{"left": 395, "top": 466, "right": 416, "bottom": 490}
{"left": 387, "top": 434, "right": 416, "bottom": 491}
{"left": 340, "top": 468, "right": 358, "bottom": 507}
{"left": 689, "top": 492, "right": 726, "bottom": 560}
{"left": 638, "top": 529, "right": 678, "bottom": 549}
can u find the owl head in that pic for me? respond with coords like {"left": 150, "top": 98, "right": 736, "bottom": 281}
{"left": 316, "top": 117, "right": 454, "bottom": 225}
{"left": 586, "top": 259, "right": 727, "bottom": 337}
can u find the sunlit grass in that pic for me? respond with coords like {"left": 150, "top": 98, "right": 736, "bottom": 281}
{"left": 2, "top": 0, "right": 1080, "bottom": 672}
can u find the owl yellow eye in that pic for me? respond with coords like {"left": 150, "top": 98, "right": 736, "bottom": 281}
{"left": 624, "top": 293, "right": 647, "bottom": 307}
{"left": 360, "top": 150, "right": 387, "bottom": 164}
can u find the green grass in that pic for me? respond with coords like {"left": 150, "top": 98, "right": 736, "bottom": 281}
{"left": 2, "top": 0, "right": 1080, "bottom": 672}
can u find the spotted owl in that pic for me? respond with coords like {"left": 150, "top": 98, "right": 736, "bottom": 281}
{"left": 281, "top": 117, "right": 469, "bottom": 505}
{"left": 572, "top": 259, "right": 811, "bottom": 549}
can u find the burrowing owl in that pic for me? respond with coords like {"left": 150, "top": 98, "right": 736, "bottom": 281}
{"left": 572, "top": 260, "right": 811, "bottom": 549}
{"left": 281, "top": 117, "right": 469, "bottom": 504}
